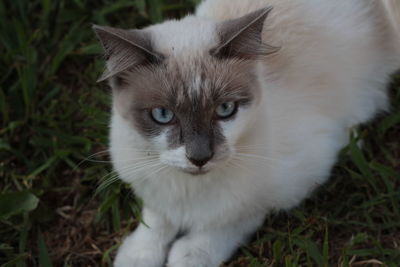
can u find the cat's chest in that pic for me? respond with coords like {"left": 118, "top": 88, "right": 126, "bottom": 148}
{"left": 133, "top": 172, "right": 263, "bottom": 227}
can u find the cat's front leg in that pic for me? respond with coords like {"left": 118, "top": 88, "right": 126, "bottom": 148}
{"left": 167, "top": 215, "right": 265, "bottom": 267}
{"left": 114, "top": 207, "right": 178, "bottom": 267}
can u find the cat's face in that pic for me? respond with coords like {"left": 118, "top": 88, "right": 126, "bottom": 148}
{"left": 113, "top": 58, "right": 260, "bottom": 175}
{"left": 94, "top": 8, "right": 276, "bottom": 175}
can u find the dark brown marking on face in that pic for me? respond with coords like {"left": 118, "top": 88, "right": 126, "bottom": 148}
{"left": 112, "top": 55, "right": 260, "bottom": 162}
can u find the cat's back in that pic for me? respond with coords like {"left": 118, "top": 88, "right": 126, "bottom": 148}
{"left": 197, "top": 0, "right": 396, "bottom": 54}
{"left": 196, "top": 0, "right": 386, "bottom": 28}
{"left": 197, "top": 0, "right": 400, "bottom": 126}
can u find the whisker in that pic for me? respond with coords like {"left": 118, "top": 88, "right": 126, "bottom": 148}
{"left": 117, "top": 161, "right": 166, "bottom": 181}
{"left": 235, "top": 152, "right": 282, "bottom": 163}
{"left": 96, "top": 161, "right": 163, "bottom": 192}
{"left": 229, "top": 158, "right": 260, "bottom": 176}
{"left": 114, "top": 160, "right": 161, "bottom": 176}
{"left": 144, "top": 164, "right": 168, "bottom": 178}
{"left": 80, "top": 155, "right": 159, "bottom": 166}
{"left": 96, "top": 176, "right": 121, "bottom": 193}
{"left": 74, "top": 149, "right": 112, "bottom": 170}
{"left": 97, "top": 159, "right": 160, "bottom": 184}
{"left": 76, "top": 148, "right": 160, "bottom": 170}
{"left": 235, "top": 144, "right": 269, "bottom": 149}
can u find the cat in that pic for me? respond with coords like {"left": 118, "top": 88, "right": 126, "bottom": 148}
{"left": 93, "top": 0, "right": 400, "bottom": 266}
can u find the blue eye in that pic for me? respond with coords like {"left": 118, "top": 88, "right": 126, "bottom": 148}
{"left": 151, "top": 108, "right": 174, "bottom": 124}
{"left": 216, "top": 102, "right": 237, "bottom": 119}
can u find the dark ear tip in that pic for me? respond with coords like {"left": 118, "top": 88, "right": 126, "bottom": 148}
{"left": 92, "top": 24, "right": 106, "bottom": 33}
{"left": 96, "top": 74, "right": 108, "bottom": 83}
{"left": 255, "top": 6, "right": 273, "bottom": 19}
{"left": 263, "top": 6, "right": 273, "bottom": 12}
{"left": 249, "top": 6, "right": 273, "bottom": 22}
{"left": 261, "top": 6, "right": 273, "bottom": 13}
{"left": 92, "top": 24, "right": 115, "bottom": 35}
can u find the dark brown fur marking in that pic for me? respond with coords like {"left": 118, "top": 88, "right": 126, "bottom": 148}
{"left": 112, "top": 56, "right": 259, "bottom": 161}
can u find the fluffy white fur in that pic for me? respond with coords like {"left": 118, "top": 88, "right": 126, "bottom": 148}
{"left": 110, "top": 0, "right": 400, "bottom": 266}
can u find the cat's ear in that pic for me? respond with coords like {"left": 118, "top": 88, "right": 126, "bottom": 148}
{"left": 211, "top": 7, "right": 278, "bottom": 60}
{"left": 93, "top": 25, "right": 164, "bottom": 82}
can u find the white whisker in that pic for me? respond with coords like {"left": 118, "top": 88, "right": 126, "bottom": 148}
{"left": 235, "top": 152, "right": 282, "bottom": 164}
{"left": 97, "top": 158, "right": 160, "bottom": 185}
{"left": 229, "top": 157, "right": 260, "bottom": 176}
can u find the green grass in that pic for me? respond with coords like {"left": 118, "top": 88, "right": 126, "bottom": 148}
{"left": 0, "top": 0, "right": 399, "bottom": 266}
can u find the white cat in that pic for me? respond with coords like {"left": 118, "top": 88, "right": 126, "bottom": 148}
{"left": 93, "top": 0, "right": 400, "bottom": 266}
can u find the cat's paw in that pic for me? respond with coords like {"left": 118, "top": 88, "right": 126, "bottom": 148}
{"left": 167, "top": 240, "right": 214, "bottom": 267}
{"left": 114, "top": 250, "right": 164, "bottom": 267}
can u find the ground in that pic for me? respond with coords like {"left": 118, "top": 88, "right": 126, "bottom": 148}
{"left": 0, "top": 0, "right": 399, "bottom": 266}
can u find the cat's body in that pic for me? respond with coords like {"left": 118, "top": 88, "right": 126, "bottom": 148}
{"left": 94, "top": 0, "right": 400, "bottom": 266}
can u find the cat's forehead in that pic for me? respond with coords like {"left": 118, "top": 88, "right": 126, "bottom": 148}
{"left": 149, "top": 57, "right": 254, "bottom": 109}
{"left": 147, "top": 16, "right": 219, "bottom": 57}
{"left": 164, "top": 59, "right": 213, "bottom": 108}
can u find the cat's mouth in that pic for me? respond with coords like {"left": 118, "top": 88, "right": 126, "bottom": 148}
{"left": 182, "top": 167, "right": 210, "bottom": 176}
